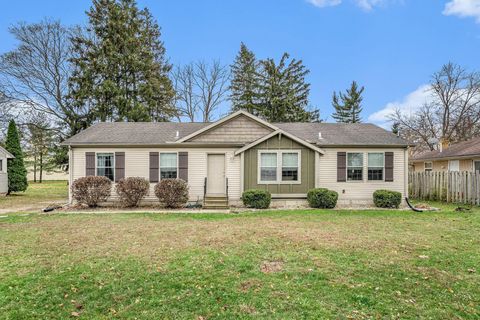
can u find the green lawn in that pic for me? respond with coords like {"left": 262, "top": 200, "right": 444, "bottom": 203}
{"left": 0, "top": 180, "right": 68, "bottom": 212}
{"left": 1, "top": 207, "right": 479, "bottom": 319}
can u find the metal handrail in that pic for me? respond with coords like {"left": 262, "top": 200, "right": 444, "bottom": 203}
{"left": 203, "top": 177, "right": 207, "bottom": 199}
{"left": 226, "top": 177, "right": 229, "bottom": 201}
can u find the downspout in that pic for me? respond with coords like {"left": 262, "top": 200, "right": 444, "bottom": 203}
{"left": 404, "top": 147, "right": 408, "bottom": 202}
{"left": 68, "top": 146, "right": 73, "bottom": 204}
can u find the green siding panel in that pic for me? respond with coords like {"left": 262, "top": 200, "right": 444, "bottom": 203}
{"left": 243, "top": 134, "right": 316, "bottom": 196}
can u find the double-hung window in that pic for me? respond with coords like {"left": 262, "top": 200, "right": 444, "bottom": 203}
{"left": 474, "top": 160, "right": 480, "bottom": 173}
{"left": 260, "top": 152, "right": 277, "bottom": 182}
{"left": 347, "top": 153, "right": 363, "bottom": 181}
{"left": 282, "top": 153, "right": 299, "bottom": 181}
{"left": 160, "top": 153, "right": 177, "bottom": 179}
{"left": 368, "top": 153, "right": 384, "bottom": 181}
{"left": 259, "top": 151, "right": 300, "bottom": 183}
{"left": 97, "top": 153, "right": 115, "bottom": 181}
{"left": 0, "top": 159, "right": 3, "bottom": 172}
{"left": 424, "top": 162, "right": 433, "bottom": 172}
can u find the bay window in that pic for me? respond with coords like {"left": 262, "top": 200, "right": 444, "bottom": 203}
{"left": 368, "top": 153, "right": 384, "bottom": 181}
{"left": 347, "top": 153, "right": 363, "bottom": 181}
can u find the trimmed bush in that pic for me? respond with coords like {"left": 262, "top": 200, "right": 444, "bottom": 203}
{"left": 373, "top": 189, "right": 402, "bottom": 208}
{"left": 115, "top": 177, "right": 150, "bottom": 207}
{"left": 307, "top": 188, "right": 338, "bottom": 209}
{"left": 71, "top": 176, "right": 112, "bottom": 207}
{"left": 242, "top": 189, "right": 271, "bottom": 209}
{"left": 154, "top": 179, "right": 189, "bottom": 208}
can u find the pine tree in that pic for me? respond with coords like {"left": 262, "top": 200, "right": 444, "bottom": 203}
{"left": 69, "top": 0, "right": 176, "bottom": 123}
{"left": 331, "top": 81, "right": 364, "bottom": 123}
{"left": 257, "top": 53, "right": 319, "bottom": 122}
{"left": 5, "top": 120, "right": 28, "bottom": 194}
{"left": 391, "top": 122, "right": 400, "bottom": 135}
{"left": 230, "top": 43, "right": 261, "bottom": 115}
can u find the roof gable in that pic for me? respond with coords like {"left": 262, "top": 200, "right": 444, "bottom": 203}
{"left": 175, "top": 111, "right": 277, "bottom": 144}
{"left": 0, "top": 146, "right": 14, "bottom": 158}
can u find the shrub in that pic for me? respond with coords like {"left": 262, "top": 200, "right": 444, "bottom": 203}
{"left": 154, "top": 179, "right": 189, "bottom": 208}
{"left": 373, "top": 189, "right": 402, "bottom": 208}
{"left": 71, "top": 176, "right": 112, "bottom": 207}
{"left": 115, "top": 177, "right": 150, "bottom": 207}
{"left": 307, "top": 188, "right": 338, "bottom": 209}
{"left": 242, "top": 189, "right": 271, "bottom": 209}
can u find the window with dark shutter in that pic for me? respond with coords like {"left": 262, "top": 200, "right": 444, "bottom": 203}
{"left": 115, "top": 152, "right": 125, "bottom": 182}
{"left": 178, "top": 152, "right": 188, "bottom": 182}
{"left": 149, "top": 152, "right": 159, "bottom": 183}
{"left": 385, "top": 152, "right": 394, "bottom": 182}
{"left": 337, "top": 152, "right": 346, "bottom": 182}
{"left": 85, "top": 152, "right": 95, "bottom": 176}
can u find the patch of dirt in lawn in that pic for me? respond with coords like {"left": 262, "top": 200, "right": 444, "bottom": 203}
{"left": 260, "top": 260, "right": 284, "bottom": 273}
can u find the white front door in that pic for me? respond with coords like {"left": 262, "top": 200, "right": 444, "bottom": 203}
{"left": 207, "top": 154, "right": 225, "bottom": 195}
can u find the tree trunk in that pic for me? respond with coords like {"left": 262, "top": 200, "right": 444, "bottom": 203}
{"left": 39, "top": 152, "right": 43, "bottom": 183}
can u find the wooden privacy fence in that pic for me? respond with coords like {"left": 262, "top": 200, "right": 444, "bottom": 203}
{"left": 409, "top": 171, "right": 480, "bottom": 205}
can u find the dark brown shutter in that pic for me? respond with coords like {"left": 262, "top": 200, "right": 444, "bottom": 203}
{"left": 115, "top": 152, "right": 125, "bottom": 182}
{"left": 337, "top": 152, "right": 346, "bottom": 182}
{"left": 178, "top": 152, "right": 188, "bottom": 182}
{"left": 385, "top": 152, "right": 394, "bottom": 182}
{"left": 86, "top": 152, "right": 96, "bottom": 176}
{"left": 149, "top": 152, "right": 159, "bottom": 183}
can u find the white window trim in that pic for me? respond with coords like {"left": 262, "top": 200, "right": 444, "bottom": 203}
{"left": 96, "top": 153, "right": 115, "bottom": 181}
{"left": 424, "top": 161, "right": 433, "bottom": 172}
{"left": 257, "top": 150, "right": 302, "bottom": 185}
{"left": 159, "top": 152, "right": 178, "bottom": 180}
{"left": 448, "top": 160, "right": 460, "bottom": 172}
{"left": 367, "top": 152, "right": 385, "bottom": 181}
{"left": 473, "top": 160, "right": 480, "bottom": 173}
{"left": 346, "top": 152, "right": 364, "bottom": 182}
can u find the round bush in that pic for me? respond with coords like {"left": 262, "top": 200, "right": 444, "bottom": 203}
{"left": 154, "top": 179, "right": 189, "bottom": 208}
{"left": 71, "top": 176, "right": 112, "bottom": 207}
{"left": 307, "top": 188, "right": 338, "bottom": 209}
{"left": 241, "top": 189, "right": 271, "bottom": 209}
{"left": 115, "top": 177, "right": 150, "bottom": 207}
{"left": 373, "top": 189, "right": 402, "bottom": 208}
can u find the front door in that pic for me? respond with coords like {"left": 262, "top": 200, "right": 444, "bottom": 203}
{"left": 207, "top": 154, "right": 225, "bottom": 195}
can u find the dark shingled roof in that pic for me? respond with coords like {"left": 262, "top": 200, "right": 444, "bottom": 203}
{"left": 411, "top": 136, "right": 480, "bottom": 161}
{"left": 62, "top": 121, "right": 411, "bottom": 147}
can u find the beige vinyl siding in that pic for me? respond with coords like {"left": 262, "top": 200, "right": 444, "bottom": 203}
{"left": 189, "top": 114, "right": 273, "bottom": 144}
{"left": 412, "top": 159, "right": 473, "bottom": 172}
{"left": 71, "top": 147, "right": 241, "bottom": 203}
{"left": 317, "top": 148, "right": 407, "bottom": 205}
{"left": 0, "top": 153, "right": 8, "bottom": 194}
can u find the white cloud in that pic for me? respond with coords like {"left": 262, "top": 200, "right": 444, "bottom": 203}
{"left": 307, "top": 0, "right": 342, "bottom": 8}
{"left": 368, "top": 84, "right": 432, "bottom": 128}
{"left": 355, "top": 0, "right": 385, "bottom": 11}
{"left": 443, "top": 0, "right": 480, "bottom": 23}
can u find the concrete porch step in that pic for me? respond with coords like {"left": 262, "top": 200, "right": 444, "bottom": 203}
{"left": 203, "top": 195, "right": 229, "bottom": 209}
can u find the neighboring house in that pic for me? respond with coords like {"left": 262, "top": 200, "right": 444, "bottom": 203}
{"left": 62, "top": 111, "right": 411, "bottom": 207}
{"left": 0, "top": 146, "right": 15, "bottom": 195}
{"left": 411, "top": 137, "right": 480, "bottom": 173}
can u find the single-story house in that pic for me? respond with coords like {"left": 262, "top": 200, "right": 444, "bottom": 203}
{"left": 0, "top": 146, "right": 14, "bottom": 195}
{"left": 62, "top": 111, "right": 412, "bottom": 208}
{"left": 410, "top": 137, "right": 480, "bottom": 173}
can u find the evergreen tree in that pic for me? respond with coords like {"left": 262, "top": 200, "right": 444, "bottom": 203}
{"left": 391, "top": 122, "right": 400, "bottom": 135}
{"left": 230, "top": 43, "right": 261, "bottom": 115}
{"left": 257, "top": 53, "right": 319, "bottom": 122}
{"left": 5, "top": 120, "right": 28, "bottom": 194}
{"left": 69, "top": 0, "right": 176, "bottom": 123}
{"left": 331, "top": 81, "right": 364, "bottom": 123}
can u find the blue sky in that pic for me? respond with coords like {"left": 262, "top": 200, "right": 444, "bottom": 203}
{"left": 1, "top": 0, "right": 480, "bottom": 126}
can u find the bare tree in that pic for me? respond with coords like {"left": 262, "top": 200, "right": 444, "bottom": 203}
{"left": 172, "top": 63, "right": 199, "bottom": 122}
{"left": 390, "top": 63, "right": 480, "bottom": 151}
{"left": 0, "top": 19, "right": 87, "bottom": 137}
{"left": 194, "top": 60, "right": 230, "bottom": 122}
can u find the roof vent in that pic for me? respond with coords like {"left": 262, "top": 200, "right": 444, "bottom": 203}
{"left": 175, "top": 131, "right": 180, "bottom": 139}
{"left": 318, "top": 132, "right": 323, "bottom": 140}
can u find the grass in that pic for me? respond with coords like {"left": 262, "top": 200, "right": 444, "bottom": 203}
{"left": 0, "top": 180, "right": 68, "bottom": 212}
{"left": 0, "top": 207, "right": 479, "bottom": 319}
